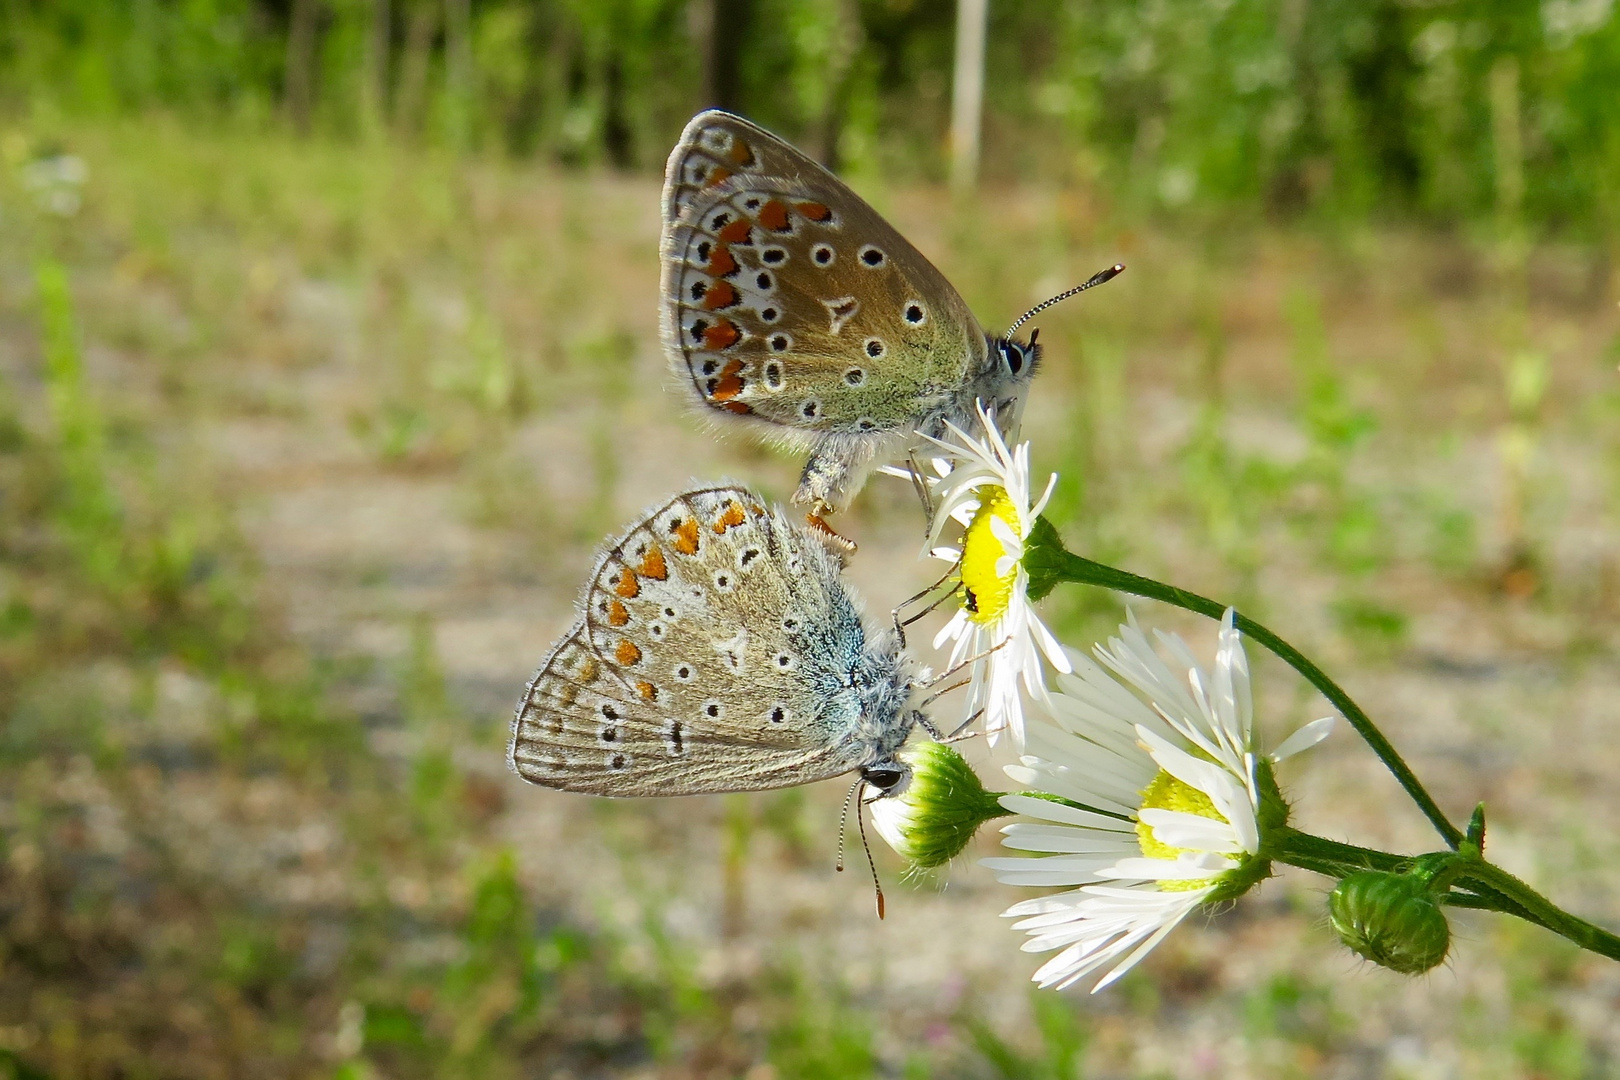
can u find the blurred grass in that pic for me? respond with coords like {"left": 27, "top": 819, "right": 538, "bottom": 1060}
{"left": 0, "top": 111, "right": 1618, "bottom": 1080}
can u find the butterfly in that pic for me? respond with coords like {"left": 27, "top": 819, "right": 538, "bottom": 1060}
{"left": 508, "top": 484, "right": 929, "bottom": 799}
{"left": 659, "top": 110, "right": 1121, "bottom": 520}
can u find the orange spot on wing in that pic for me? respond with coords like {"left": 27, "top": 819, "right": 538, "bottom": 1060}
{"left": 607, "top": 599, "right": 630, "bottom": 626}
{"left": 577, "top": 657, "right": 600, "bottom": 683}
{"left": 710, "top": 359, "right": 745, "bottom": 401}
{"left": 638, "top": 544, "right": 668, "bottom": 580}
{"left": 706, "top": 246, "right": 738, "bottom": 278}
{"left": 757, "top": 200, "right": 791, "bottom": 232}
{"left": 729, "top": 138, "right": 755, "bottom": 167}
{"left": 796, "top": 201, "right": 832, "bottom": 222}
{"left": 705, "top": 166, "right": 732, "bottom": 188}
{"left": 717, "top": 219, "right": 753, "bottom": 245}
{"left": 615, "top": 639, "right": 642, "bottom": 666}
{"left": 702, "top": 281, "right": 739, "bottom": 310}
{"left": 703, "top": 320, "right": 741, "bottom": 350}
{"left": 721, "top": 401, "right": 752, "bottom": 414}
{"left": 636, "top": 680, "right": 658, "bottom": 702}
{"left": 713, "top": 500, "right": 747, "bottom": 533}
{"left": 615, "top": 567, "right": 640, "bottom": 598}
{"left": 672, "top": 517, "right": 701, "bottom": 555}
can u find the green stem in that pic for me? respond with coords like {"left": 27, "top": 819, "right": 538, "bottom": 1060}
{"left": 1272, "top": 829, "right": 1618, "bottom": 956}
{"left": 1453, "top": 861, "right": 1620, "bottom": 961}
{"left": 1025, "top": 521, "right": 1464, "bottom": 849}
{"left": 1271, "top": 827, "right": 1405, "bottom": 877}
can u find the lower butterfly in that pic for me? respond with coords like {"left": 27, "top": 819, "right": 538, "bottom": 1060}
{"left": 508, "top": 484, "right": 931, "bottom": 799}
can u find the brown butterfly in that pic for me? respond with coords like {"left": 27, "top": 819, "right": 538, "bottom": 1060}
{"left": 659, "top": 110, "right": 1121, "bottom": 524}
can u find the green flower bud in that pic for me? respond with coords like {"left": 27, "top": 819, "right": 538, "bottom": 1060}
{"left": 870, "top": 741, "right": 1008, "bottom": 870}
{"left": 1329, "top": 870, "right": 1451, "bottom": 975}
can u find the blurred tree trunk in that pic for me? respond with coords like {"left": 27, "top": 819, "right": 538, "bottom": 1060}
{"left": 812, "top": 0, "right": 861, "bottom": 170}
{"left": 443, "top": 0, "right": 472, "bottom": 149}
{"left": 602, "top": 53, "right": 634, "bottom": 168}
{"left": 395, "top": 0, "right": 439, "bottom": 139}
{"left": 693, "top": 0, "right": 748, "bottom": 111}
{"left": 285, "top": 0, "right": 322, "bottom": 134}
{"left": 950, "top": 0, "right": 987, "bottom": 192}
{"left": 361, "top": 0, "right": 392, "bottom": 137}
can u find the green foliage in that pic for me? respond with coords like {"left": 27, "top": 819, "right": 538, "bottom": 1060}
{"left": 766, "top": 971, "right": 878, "bottom": 1080}
{"left": 964, "top": 991, "right": 1089, "bottom": 1080}
{"left": 4, "top": 0, "right": 1620, "bottom": 232}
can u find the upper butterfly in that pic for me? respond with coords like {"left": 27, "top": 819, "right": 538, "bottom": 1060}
{"left": 660, "top": 110, "right": 1121, "bottom": 518}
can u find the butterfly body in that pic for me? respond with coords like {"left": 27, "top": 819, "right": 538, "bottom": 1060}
{"left": 660, "top": 111, "right": 1039, "bottom": 513}
{"left": 509, "top": 485, "right": 921, "bottom": 797}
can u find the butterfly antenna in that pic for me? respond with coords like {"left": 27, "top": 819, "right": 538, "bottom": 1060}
{"left": 1005, "top": 263, "right": 1125, "bottom": 339}
{"left": 856, "top": 782, "right": 886, "bottom": 920}
{"left": 835, "top": 776, "right": 862, "bottom": 873}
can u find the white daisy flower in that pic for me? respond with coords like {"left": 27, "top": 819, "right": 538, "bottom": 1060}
{"left": 983, "top": 609, "right": 1335, "bottom": 992}
{"left": 908, "top": 402, "right": 1068, "bottom": 749}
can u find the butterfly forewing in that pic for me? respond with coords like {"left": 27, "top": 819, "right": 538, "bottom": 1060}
{"left": 510, "top": 485, "right": 876, "bottom": 796}
{"left": 660, "top": 112, "right": 988, "bottom": 438}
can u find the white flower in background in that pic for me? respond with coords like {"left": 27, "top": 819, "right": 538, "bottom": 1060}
{"left": 907, "top": 402, "right": 1067, "bottom": 749}
{"left": 984, "top": 609, "right": 1335, "bottom": 992}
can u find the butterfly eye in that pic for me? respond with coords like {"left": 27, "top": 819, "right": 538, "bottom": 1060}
{"left": 811, "top": 244, "right": 835, "bottom": 266}
{"left": 861, "top": 763, "right": 907, "bottom": 792}
{"left": 858, "top": 245, "right": 886, "bottom": 267}
{"left": 1001, "top": 343, "right": 1025, "bottom": 376}
{"left": 903, "top": 301, "right": 926, "bottom": 325}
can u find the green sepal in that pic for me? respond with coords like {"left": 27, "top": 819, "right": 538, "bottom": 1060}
{"left": 1022, "top": 516, "right": 1068, "bottom": 603}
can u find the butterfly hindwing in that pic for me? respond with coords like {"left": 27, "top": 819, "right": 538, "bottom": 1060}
{"left": 509, "top": 485, "right": 877, "bottom": 796}
{"left": 659, "top": 112, "right": 988, "bottom": 440}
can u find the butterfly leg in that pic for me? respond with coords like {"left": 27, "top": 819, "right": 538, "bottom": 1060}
{"left": 805, "top": 501, "right": 858, "bottom": 555}
{"left": 793, "top": 432, "right": 883, "bottom": 515}
{"left": 914, "top": 708, "right": 984, "bottom": 743}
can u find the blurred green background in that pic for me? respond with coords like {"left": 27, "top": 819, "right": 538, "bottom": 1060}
{"left": 2, "top": 2, "right": 1620, "bottom": 1078}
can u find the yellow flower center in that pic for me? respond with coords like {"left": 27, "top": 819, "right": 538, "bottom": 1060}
{"left": 1136, "top": 769, "right": 1227, "bottom": 891}
{"left": 958, "top": 486, "right": 1020, "bottom": 626}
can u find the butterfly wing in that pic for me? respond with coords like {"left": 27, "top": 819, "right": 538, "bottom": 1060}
{"left": 509, "top": 485, "right": 878, "bottom": 796}
{"left": 660, "top": 111, "right": 989, "bottom": 441}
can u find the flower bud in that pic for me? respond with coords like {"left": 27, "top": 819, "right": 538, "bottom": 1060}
{"left": 870, "top": 741, "right": 1008, "bottom": 870}
{"left": 1329, "top": 870, "right": 1451, "bottom": 975}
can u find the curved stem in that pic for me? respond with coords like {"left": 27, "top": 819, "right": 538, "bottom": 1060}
{"left": 1271, "top": 828, "right": 1619, "bottom": 957}
{"left": 1454, "top": 861, "right": 1620, "bottom": 961}
{"left": 1025, "top": 521, "right": 1463, "bottom": 848}
{"left": 1270, "top": 829, "right": 1550, "bottom": 929}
